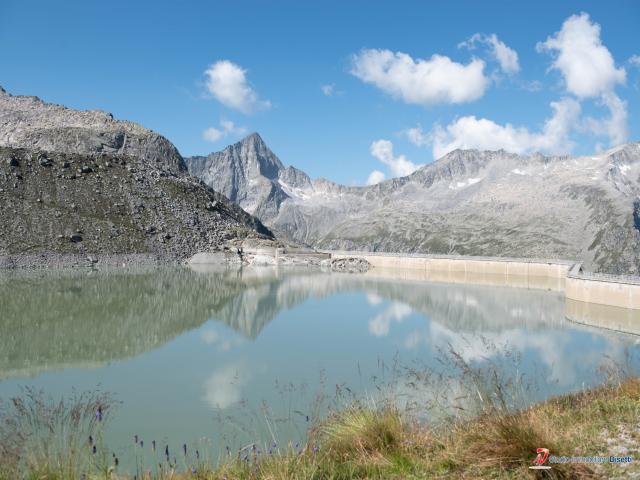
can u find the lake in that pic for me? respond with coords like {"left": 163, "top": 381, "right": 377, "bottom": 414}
{"left": 0, "top": 265, "right": 638, "bottom": 467}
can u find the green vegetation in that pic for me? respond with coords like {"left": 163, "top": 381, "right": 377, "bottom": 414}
{"left": 2, "top": 374, "right": 639, "bottom": 479}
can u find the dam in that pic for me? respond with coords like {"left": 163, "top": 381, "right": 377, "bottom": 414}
{"left": 328, "top": 251, "right": 640, "bottom": 336}
{"left": 188, "top": 248, "right": 640, "bottom": 335}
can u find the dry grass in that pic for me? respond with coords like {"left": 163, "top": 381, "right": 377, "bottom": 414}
{"left": 431, "top": 377, "right": 640, "bottom": 479}
{"left": 0, "top": 388, "right": 116, "bottom": 480}
{"left": 150, "top": 378, "right": 638, "bottom": 480}
{"left": 2, "top": 379, "right": 639, "bottom": 479}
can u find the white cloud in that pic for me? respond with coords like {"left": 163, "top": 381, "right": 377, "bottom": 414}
{"left": 202, "top": 119, "right": 248, "bottom": 143}
{"left": 203, "top": 127, "right": 224, "bottom": 142}
{"left": 409, "top": 14, "right": 630, "bottom": 158}
{"left": 537, "top": 13, "right": 627, "bottom": 147}
{"left": 522, "top": 80, "right": 543, "bottom": 92}
{"left": 366, "top": 170, "right": 386, "bottom": 185}
{"left": 204, "top": 60, "right": 271, "bottom": 114}
{"left": 418, "top": 97, "right": 581, "bottom": 159}
{"left": 202, "top": 362, "right": 250, "bottom": 409}
{"left": 366, "top": 293, "right": 384, "bottom": 305}
{"left": 321, "top": 84, "right": 334, "bottom": 96}
{"left": 201, "top": 329, "right": 220, "bottom": 344}
{"left": 321, "top": 83, "right": 344, "bottom": 97}
{"left": 537, "top": 13, "right": 625, "bottom": 98}
{"left": 351, "top": 48, "right": 489, "bottom": 106}
{"left": 459, "top": 33, "right": 520, "bottom": 74}
{"left": 370, "top": 139, "right": 422, "bottom": 177}
{"left": 200, "top": 326, "right": 240, "bottom": 352}
{"left": 584, "top": 91, "right": 628, "bottom": 146}
{"left": 630, "top": 55, "right": 640, "bottom": 66}
{"left": 368, "top": 302, "right": 412, "bottom": 337}
{"left": 404, "top": 125, "right": 431, "bottom": 147}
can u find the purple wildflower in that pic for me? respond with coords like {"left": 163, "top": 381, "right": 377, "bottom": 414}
{"left": 140, "top": 440, "right": 144, "bottom": 448}
{"left": 88, "top": 435, "right": 93, "bottom": 446}
{"left": 92, "top": 445, "right": 97, "bottom": 455}
{"left": 96, "top": 407, "right": 103, "bottom": 422}
{"left": 134, "top": 434, "right": 138, "bottom": 444}
{"left": 183, "top": 443, "right": 187, "bottom": 456}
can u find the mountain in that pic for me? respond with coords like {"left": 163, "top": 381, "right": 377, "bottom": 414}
{"left": 0, "top": 88, "right": 273, "bottom": 263}
{"left": 0, "top": 86, "right": 184, "bottom": 172}
{"left": 186, "top": 132, "right": 307, "bottom": 222}
{"left": 186, "top": 134, "right": 640, "bottom": 274}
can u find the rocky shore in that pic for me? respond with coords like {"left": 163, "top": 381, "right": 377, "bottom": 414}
{"left": 0, "top": 252, "right": 169, "bottom": 269}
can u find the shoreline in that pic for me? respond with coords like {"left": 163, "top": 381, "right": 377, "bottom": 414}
{"left": 4, "top": 248, "right": 640, "bottom": 335}
{"left": 0, "top": 253, "right": 176, "bottom": 269}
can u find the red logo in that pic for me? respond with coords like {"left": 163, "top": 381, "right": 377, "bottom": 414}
{"left": 530, "top": 448, "right": 552, "bottom": 470}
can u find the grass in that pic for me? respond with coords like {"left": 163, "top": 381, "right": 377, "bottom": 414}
{"left": 1, "top": 346, "right": 639, "bottom": 480}
{"left": 177, "top": 377, "right": 639, "bottom": 480}
{"left": 0, "top": 388, "right": 115, "bottom": 480}
{"left": 1, "top": 377, "right": 639, "bottom": 479}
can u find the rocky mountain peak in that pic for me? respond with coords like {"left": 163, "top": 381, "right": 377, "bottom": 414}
{"left": 227, "top": 132, "right": 284, "bottom": 179}
{"left": 604, "top": 142, "right": 640, "bottom": 165}
{"left": 184, "top": 132, "right": 289, "bottom": 217}
{"left": 242, "top": 131, "right": 266, "bottom": 146}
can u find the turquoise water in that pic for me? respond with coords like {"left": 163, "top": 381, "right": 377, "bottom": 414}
{"left": 0, "top": 266, "right": 638, "bottom": 466}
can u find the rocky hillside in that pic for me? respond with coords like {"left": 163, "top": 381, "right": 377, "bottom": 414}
{"left": 0, "top": 89, "right": 273, "bottom": 263}
{"left": 186, "top": 134, "right": 640, "bottom": 274}
{"left": 0, "top": 86, "right": 185, "bottom": 172}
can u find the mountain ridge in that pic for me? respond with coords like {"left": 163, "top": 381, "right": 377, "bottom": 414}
{"left": 186, "top": 134, "right": 640, "bottom": 274}
{"left": 0, "top": 86, "right": 185, "bottom": 173}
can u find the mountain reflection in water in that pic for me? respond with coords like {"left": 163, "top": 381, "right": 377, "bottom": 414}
{"left": 0, "top": 265, "right": 638, "bottom": 464}
{"left": 0, "top": 265, "right": 569, "bottom": 379}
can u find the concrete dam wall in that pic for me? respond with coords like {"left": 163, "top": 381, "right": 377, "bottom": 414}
{"left": 329, "top": 251, "right": 640, "bottom": 336}
{"left": 565, "top": 263, "right": 640, "bottom": 310}
{"left": 330, "top": 252, "right": 571, "bottom": 290}
{"left": 188, "top": 248, "right": 640, "bottom": 335}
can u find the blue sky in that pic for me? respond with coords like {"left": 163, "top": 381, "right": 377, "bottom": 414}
{"left": 1, "top": 0, "right": 639, "bottom": 184}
